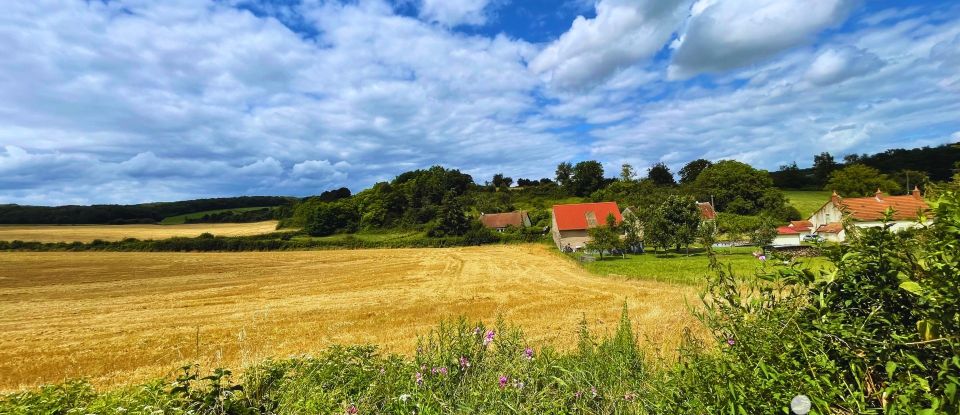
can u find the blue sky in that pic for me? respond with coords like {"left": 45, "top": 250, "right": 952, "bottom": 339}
{"left": 1, "top": 0, "right": 958, "bottom": 205}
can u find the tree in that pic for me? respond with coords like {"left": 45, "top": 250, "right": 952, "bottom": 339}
{"left": 750, "top": 215, "right": 778, "bottom": 254}
{"left": 643, "top": 209, "right": 673, "bottom": 254}
{"left": 813, "top": 152, "right": 838, "bottom": 186}
{"left": 427, "top": 192, "right": 470, "bottom": 237}
{"left": 555, "top": 162, "right": 573, "bottom": 193}
{"left": 658, "top": 195, "right": 701, "bottom": 253}
{"left": 825, "top": 164, "right": 900, "bottom": 197}
{"left": 692, "top": 160, "right": 780, "bottom": 215}
{"left": 620, "top": 163, "right": 636, "bottom": 182}
{"left": 621, "top": 209, "right": 644, "bottom": 253}
{"left": 585, "top": 213, "right": 620, "bottom": 260}
{"left": 678, "top": 159, "right": 713, "bottom": 185}
{"left": 891, "top": 169, "right": 930, "bottom": 194}
{"left": 571, "top": 160, "right": 605, "bottom": 196}
{"left": 773, "top": 162, "right": 808, "bottom": 189}
{"left": 491, "top": 173, "right": 512, "bottom": 189}
{"left": 305, "top": 200, "right": 360, "bottom": 236}
{"left": 647, "top": 162, "right": 676, "bottom": 186}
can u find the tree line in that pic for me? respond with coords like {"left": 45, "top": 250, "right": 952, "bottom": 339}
{"left": 0, "top": 196, "right": 295, "bottom": 224}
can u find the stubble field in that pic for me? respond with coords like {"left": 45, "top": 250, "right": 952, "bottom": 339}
{"left": 0, "top": 221, "right": 282, "bottom": 243}
{"left": 0, "top": 244, "right": 701, "bottom": 392}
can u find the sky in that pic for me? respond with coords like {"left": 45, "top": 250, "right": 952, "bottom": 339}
{"left": 1, "top": 0, "right": 959, "bottom": 205}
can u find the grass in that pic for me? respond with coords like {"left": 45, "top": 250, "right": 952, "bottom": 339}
{"left": 0, "top": 221, "right": 283, "bottom": 243}
{"left": 159, "top": 206, "right": 275, "bottom": 225}
{"left": 0, "top": 244, "right": 700, "bottom": 392}
{"left": 576, "top": 246, "right": 833, "bottom": 285}
{"left": 782, "top": 189, "right": 831, "bottom": 218}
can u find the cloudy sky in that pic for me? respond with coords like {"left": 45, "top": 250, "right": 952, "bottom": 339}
{"left": 1, "top": 0, "right": 958, "bottom": 205}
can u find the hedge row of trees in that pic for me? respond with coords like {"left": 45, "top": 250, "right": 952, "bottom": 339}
{"left": 0, "top": 196, "right": 294, "bottom": 224}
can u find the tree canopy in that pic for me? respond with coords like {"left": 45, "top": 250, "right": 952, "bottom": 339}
{"left": 825, "top": 164, "right": 900, "bottom": 197}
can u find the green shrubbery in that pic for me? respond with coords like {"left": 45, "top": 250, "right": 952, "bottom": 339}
{"left": 4, "top": 193, "right": 957, "bottom": 414}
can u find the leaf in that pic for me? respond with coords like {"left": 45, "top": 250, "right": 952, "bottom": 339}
{"left": 886, "top": 361, "right": 897, "bottom": 379}
{"left": 899, "top": 280, "right": 923, "bottom": 296}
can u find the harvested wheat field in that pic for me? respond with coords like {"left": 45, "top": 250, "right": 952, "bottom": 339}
{"left": 0, "top": 221, "right": 282, "bottom": 243}
{"left": 0, "top": 244, "right": 702, "bottom": 392}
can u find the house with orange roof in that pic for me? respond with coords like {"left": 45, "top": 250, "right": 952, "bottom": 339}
{"left": 551, "top": 202, "right": 622, "bottom": 251}
{"left": 478, "top": 211, "right": 531, "bottom": 232}
{"left": 808, "top": 187, "right": 931, "bottom": 242}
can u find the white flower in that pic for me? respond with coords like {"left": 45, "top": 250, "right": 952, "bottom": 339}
{"left": 399, "top": 394, "right": 411, "bottom": 402}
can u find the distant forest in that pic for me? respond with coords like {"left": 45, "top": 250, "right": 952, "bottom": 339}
{"left": 1, "top": 142, "right": 957, "bottom": 229}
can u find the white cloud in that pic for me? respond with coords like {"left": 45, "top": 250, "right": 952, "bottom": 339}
{"left": 805, "top": 46, "right": 884, "bottom": 86}
{"left": 669, "top": 0, "right": 857, "bottom": 79}
{"left": 418, "top": 0, "right": 492, "bottom": 27}
{"left": 530, "top": 0, "right": 692, "bottom": 90}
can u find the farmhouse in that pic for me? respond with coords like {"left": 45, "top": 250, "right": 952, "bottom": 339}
{"left": 808, "top": 187, "right": 930, "bottom": 242}
{"left": 696, "top": 201, "right": 717, "bottom": 220}
{"left": 552, "top": 202, "right": 622, "bottom": 251}
{"left": 774, "top": 220, "right": 813, "bottom": 246}
{"left": 478, "top": 211, "right": 531, "bottom": 232}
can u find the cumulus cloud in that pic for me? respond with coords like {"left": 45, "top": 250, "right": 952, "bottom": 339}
{"left": 805, "top": 46, "right": 884, "bottom": 86}
{"left": 418, "top": 0, "right": 493, "bottom": 27}
{"left": 530, "top": 0, "right": 692, "bottom": 90}
{"left": 669, "top": 0, "right": 857, "bottom": 79}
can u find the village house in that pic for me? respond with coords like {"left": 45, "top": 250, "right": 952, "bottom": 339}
{"left": 807, "top": 187, "right": 930, "bottom": 242}
{"left": 551, "top": 202, "right": 622, "bottom": 251}
{"left": 696, "top": 201, "right": 717, "bottom": 221}
{"left": 774, "top": 220, "right": 813, "bottom": 246}
{"left": 478, "top": 211, "right": 531, "bottom": 232}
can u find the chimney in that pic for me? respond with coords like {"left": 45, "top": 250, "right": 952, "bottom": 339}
{"left": 875, "top": 189, "right": 883, "bottom": 202}
{"left": 912, "top": 186, "right": 922, "bottom": 200}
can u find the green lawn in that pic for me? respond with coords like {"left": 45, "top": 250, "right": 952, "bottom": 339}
{"left": 782, "top": 190, "right": 831, "bottom": 218}
{"left": 159, "top": 206, "right": 275, "bottom": 225}
{"left": 575, "top": 247, "right": 833, "bottom": 285}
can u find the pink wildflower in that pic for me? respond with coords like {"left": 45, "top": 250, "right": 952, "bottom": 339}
{"left": 498, "top": 375, "right": 508, "bottom": 389}
{"left": 459, "top": 356, "right": 470, "bottom": 370}
{"left": 727, "top": 337, "right": 736, "bottom": 346}
{"left": 415, "top": 372, "right": 423, "bottom": 386}
{"left": 523, "top": 348, "right": 534, "bottom": 360}
{"left": 346, "top": 404, "right": 358, "bottom": 414}
{"left": 483, "top": 330, "right": 496, "bottom": 346}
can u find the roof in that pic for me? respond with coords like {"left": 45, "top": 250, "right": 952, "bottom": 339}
{"left": 479, "top": 211, "right": 528, "bottom": 229}
{"left": 816, "top": 222, "right": 843, "bottom": 234}
{"left": 777, "top": 226, "right": 801, "bottom": 235}
{"left": 553, "top": 202, "right": 622, "bottom": 231}
{"left": 789, "top": 220, "right": 813, "bottom": 232}
{"left": 697, "top": 202, "right": 717, "bottom": 220}
{"left": 830, "top": 189, "right": 930, "bottom": 221}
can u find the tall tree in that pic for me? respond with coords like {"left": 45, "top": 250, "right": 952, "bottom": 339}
{"left": 491, "top": 173, "right": 512, "bottom": 189}
{"left": 555, "top": 162, "right": 573, "bottom": 193}
{"left": 692, "top": 160, "right": 781, "bottom": 215}
{"left": 813, "top": 152, "right": 839, "bottom": 186}
{"left": 620, "top": 163, "right": 636, "bottom": 182}
{"left": 773, "top": 162, "right": 808, "bottom": 189}
{"left": 571, "top": 160, "right": 605, "bottom": 196}
{"left": 825, "top": 164, "right": 900, "bottom": 197}
{"left": 647, "top": 162, "right": 676, "bottom": 186}
{"left": 658, "top": 195, "right": 701, "bottom": 253}
{"left": 427, "top": 192, "right": 471, "bottom": 237}
{"left": 678, "top": 159, "right": 713, "bottom": 185}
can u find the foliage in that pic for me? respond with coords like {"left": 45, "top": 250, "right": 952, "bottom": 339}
{"left": 183, "top": 207, "right": 278, "bottom": 224}
{"left": 620, "top": 163, "right": 636, "bottom": 182}
{"left": 570, "top": 160, "right": 606, "bottom": 197}
{"left": 621, "top": 208, "right": 644, "bottom": 253}
{"left": 715, "top": 213, "right": 761, "bottom": 240}
{"left": 656, "top": 195, "right": 701, "bottom": 253}
{"left": 678, "top": 159, "right": 712, "bottom": 185}
{"left": 646, "top": 162, "right": 676, "bottom": 186}
{"left": 555, "top": 162, "right": 573, "bottom": 193}
{"left": 427, "top": 193, "right": 471, "bottom": 238}
{"left": 813, "top": 151, "right": 839, "bottom": 186}
{"left": 825, "top": 164, "right": 901, "bottom": 197}
{"left": 491, "top": 173, "right": 513, "bottom": 189}
{"left": 773, "top": 161, "right": 811, "bottom": 189}
{"left": 585, "top": 213, "right": 621, "bottom": 259}
{"left": 749, "top": 215, "right": 778, "bottom": 253}
{"left": 691, "top": 160, "right": 783, "bottom": 215}
{"left": 304, "top": 199, "right": 360, "bottom": 236}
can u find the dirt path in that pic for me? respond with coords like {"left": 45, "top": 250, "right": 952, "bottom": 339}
{"left": 0, "top": 244, "right": 701, "bottom": 391}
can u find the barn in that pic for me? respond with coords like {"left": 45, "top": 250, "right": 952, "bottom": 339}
{"left": 478, "top": 211, "right": 531, "bottom": 232}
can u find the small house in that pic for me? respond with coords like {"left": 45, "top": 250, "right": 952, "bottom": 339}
{"left": 479, "top": 211, "right": 531, "bottom": 232}
{"left": 551, "top": 202, "right": 622, "bottom": 251}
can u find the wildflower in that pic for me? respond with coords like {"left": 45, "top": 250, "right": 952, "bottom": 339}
{"left": 758, "top": 254, "right": 767, "bottom": 261}
{"left": 439, "top": 367, "right": 448, "bottom": 375}
{"left": 415, "top": 372, "right": 423, "bottom": 386}
{"left": 431, "top": 367, "right": 447, "bottom": 376}
{"left": 473, "top": 327, "right": 482, "bottom": 335}
{"left": 591, "top": 387, "right": 597, "bottom": 398}
{"left": 483, "top": 330, "right": 496, "bottom": 346}
{"left": 523, "top": 348, "right": 534, "bottom": 360}
{"left": 459, "top": 356, "right": 470, "bottom": 370}
{"left": 513, "top": 380, "right": 524, "bottom": 390}
{"left": 574, "top": 390, "right": 583, "bottom": 399}
{"left": 399, "top": 394, "right": 411, "bottom": 402}
{"left": 346, "top": 404, "right": 358, "bottom": 414}
{"left": 727, "top": 337, "right": 736, "bottom": 346}
{"left": 624, "top": 392, "right": 636, "bottom": 402}
{"left": 498, "top": 375, "right": 509, "bottom": 389}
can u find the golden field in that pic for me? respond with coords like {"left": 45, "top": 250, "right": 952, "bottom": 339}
{"left": 0, "top": 244, "right": 701, "bottom": 392}
{"left": 0, "top": 221, "right": 282, "bottom": 243}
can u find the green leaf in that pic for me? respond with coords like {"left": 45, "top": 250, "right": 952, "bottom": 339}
{"left": 886, "top": 361, "right": 897, "bottom": 379}
{"left": 899, "top": 280, "right": 923, "bottom": 296}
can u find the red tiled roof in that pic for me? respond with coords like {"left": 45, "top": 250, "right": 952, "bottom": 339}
{"left": 697, "top": 202, "right": 717, "bottom": 220}
{"left": 479, "top": 211, "right": 528, "bottom": 229}
{"left": 790, "top": 220, "right": 813, "bottom": 231}
{"left": 836, "top": 191, "right": 929, "bottom": 221}
{"left": 817, "top": 222, "right": 843, "bottom": 234}
{"left": 553, "top": 202, "right": 622, "bottom": 231}
{"left": 777, "top": 226, "right": 800, "bottom": 235}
